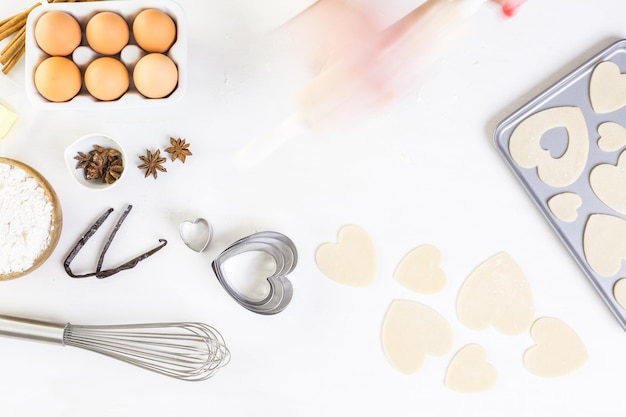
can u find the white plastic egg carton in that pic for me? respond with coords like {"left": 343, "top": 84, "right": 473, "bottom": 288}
{"left": 24, "top": 0, "right": 187, "bottom": 109}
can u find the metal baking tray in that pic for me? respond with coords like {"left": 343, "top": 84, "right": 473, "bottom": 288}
{"left": 494, "top": 39, "right": 626, "bottom": 330}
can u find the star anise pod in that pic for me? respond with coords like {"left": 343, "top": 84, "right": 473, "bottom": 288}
{"left": 164, "top": 137, "right": 192, "bottom": 163}
{"left": 138, "top": 149, "right": 167, "bottom": 179}
{"left": 85, "top": 150, "right": 107, "bottom": 180}
{"left": 74, "top": 151, "right": 92, "bottom": 169}
{"left": 103, "top": 159, "right": 124, "bottom": 184}
{"left": 75, "top": 144, "right": 125, "bottom": 184}
{"left": 85, "top": 162, "right": 103, "bottom": 180}
{"left": 90, "top": 148, "right": 108, "bottom": 167}
{"left": 94, "top": 145, "right": 121, "bottom": 159}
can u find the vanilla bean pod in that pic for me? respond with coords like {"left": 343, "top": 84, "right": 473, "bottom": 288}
{"left": 64, "top": 205, "right": 167, "bottom": 279}
{"left": 64, "top": 208, "right": 114, "bottom": 278}
{"left": 95, "top": 239, "right": 167, "bottom": 278}
{"left": 95, "top": 205, "right": 133, "bottom": 273}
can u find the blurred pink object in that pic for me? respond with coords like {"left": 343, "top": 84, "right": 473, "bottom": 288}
{"left": 235, "top": 0, "right": 527, "bottom": 166}
{"left": 294, "top": 0, "right": 486, "bottom": 133}
{"left": 492, "top": 0, "right": 528, "bottom": 16}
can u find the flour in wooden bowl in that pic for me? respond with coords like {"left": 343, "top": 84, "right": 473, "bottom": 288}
{"left": 0, "top": 158, "right": 62, "bottom": 279}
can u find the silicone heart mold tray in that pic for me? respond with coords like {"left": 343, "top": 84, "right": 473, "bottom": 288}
{"left": 494, "top": 39, "right": 626, "bottom": 331}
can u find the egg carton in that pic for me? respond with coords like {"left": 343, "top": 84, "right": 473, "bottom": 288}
{"left": 24, "top": 0, "right": 187, "bottom": 109}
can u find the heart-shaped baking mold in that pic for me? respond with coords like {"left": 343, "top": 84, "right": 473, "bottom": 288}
{"left": 179, "top": 218, "right": 213, "bottom": 252}
{"left": 212, "top": 231, "right": 297, "bottom": 315}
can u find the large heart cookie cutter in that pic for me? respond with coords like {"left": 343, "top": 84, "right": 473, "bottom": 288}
{"left": 211, "top": 231, "right": 297, "bottom": 315}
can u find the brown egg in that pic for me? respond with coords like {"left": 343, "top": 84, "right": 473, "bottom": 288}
{"left": 86, "top": 12, "right": 129, "bottom": 55}
{"left": 132, "top": 9, "right": 176, "bottom": 53}
{"left": 84, "top": 57, "right": 129, "bottom": 101}
{"left": 34, "top": 11, "right": 82, "bottom": 56}
{"left": 34, "top": 57, "right": 82, "bottom": 102}
{"left": 133, "top": 53, "right": 178, "bottom": 99}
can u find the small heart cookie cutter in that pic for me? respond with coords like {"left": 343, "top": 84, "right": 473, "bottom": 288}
{"left": 179, "top": 218, "right": 213, "bottom": 253}
{"left": 211, "top": 231, "right": 297, "bottom": 315}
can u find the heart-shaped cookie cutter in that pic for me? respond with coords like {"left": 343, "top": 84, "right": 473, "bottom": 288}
{"left": 211, "top": 231, "right": 297, "bottom": 315}
{"left": 179, "top": 218, "right": 213, "bottom": 253}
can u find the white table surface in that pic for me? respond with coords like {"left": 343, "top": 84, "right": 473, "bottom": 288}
{"left": 1, "top": 0, "right": 625, "bottom": 416}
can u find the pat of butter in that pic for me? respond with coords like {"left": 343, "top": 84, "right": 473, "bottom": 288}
{"left": 0, "top": 102, "right": 17, "bottom": 139}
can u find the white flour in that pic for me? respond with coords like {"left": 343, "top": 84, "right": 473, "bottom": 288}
{"left": 0, "top": 163, "right": 53, "bottom": 274}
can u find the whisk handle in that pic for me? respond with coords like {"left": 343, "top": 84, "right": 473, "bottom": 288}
{"left": 0, "top": 315, "right": 66, "bottom": 345}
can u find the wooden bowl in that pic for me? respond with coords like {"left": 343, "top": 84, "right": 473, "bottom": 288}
{"left": 0, "top": 158, "right": 63, "bottom": 280}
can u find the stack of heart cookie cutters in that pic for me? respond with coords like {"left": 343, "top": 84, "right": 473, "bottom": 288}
{"left": 179, "top": 219, "right": 297, "bottom": 315}
{"left": 212, "top": 232, "right": 297, "bottom": 315}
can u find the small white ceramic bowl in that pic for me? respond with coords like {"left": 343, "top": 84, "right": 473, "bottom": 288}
{"left": 64, "top": 133, "right": 127, "bottom": 190}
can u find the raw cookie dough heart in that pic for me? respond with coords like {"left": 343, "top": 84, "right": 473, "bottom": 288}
{"left": 509, "top": 106, "right": 589, "bottom": 188}
{"left": 547, "top": 192, "right": 582, "bottom": 222}
{"left": 583, "top": 213, "right": 626, "bottom": 277}
{"left": 523, "top": 317, "right": 588, "bottom": 377}
{"left": 613, "top": 278, "right": 626, "bottom": 310}
{"left": 589, "top": 61, "right": 626, "bottom": 114}
{"left": 394, "top": 245, "right": 446, "bottom": 293}
{"left": 456, "top": 252, "right": 534, "bottom": 335}
{"left": 597, "top": 122, "right": 626, "bottom": 152}
{"left": 444, "top": 344, "right": 497, "bottom": 393}
{"left": 590, "top": 150, "right": 626, "bottom": 215}
{"left": 381, "top": 300, "right": 453, "bottom": 374}
{"left": 315, "top": 225, "right": 376, "bottom": 286}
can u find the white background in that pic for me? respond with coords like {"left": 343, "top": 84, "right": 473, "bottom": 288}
{"left": 0, "top": 0, "right": 625, "bottom": 416}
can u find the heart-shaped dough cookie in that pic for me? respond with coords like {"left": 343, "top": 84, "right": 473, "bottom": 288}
{"left": 583, "top": 213, "right": 626, "bottom": 277}
{"left": 547, "top": 192, "right": 582, "bottom": 222}
{"left": 523, "top": 317, "right": 587, "bottom": 378}
{"left": 613, "top": 278, "right": 626, "bottom": 310}
{"left": 444, "top": 344, "right": 497, "bottom": 393}
{"left": 394, "top": 245, "right": 446, "bottom": 294}
{"left": 589, "top": 61, "right": 626, "bottom": 114}
{"left": 315, "top": 225, "right": 376, "bottom": 286}
{"left": 509, "top": 106, "right": 588, "bottom": 187}
{"left": 456, "top": 252, "right": 534, "bottom": 335}
{"left": 590, "top": 150, "right": 626, "bottom": 215}
{"left": 597, "top": 122, "right": 626, "bottom": 152}
{"left": 381, "top": 300, "right": 453, "bottom": 374}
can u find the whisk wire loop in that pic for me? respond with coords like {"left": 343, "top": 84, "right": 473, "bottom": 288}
{"left": 0, "top": 315, "right": 229, "bottom": 381}
{"left": 62, "top": 321, "right": 230, "bottom": 381}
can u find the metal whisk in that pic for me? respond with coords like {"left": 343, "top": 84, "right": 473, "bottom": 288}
{"left": 0, "top": 315, "right": 230, "bottom": 381}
